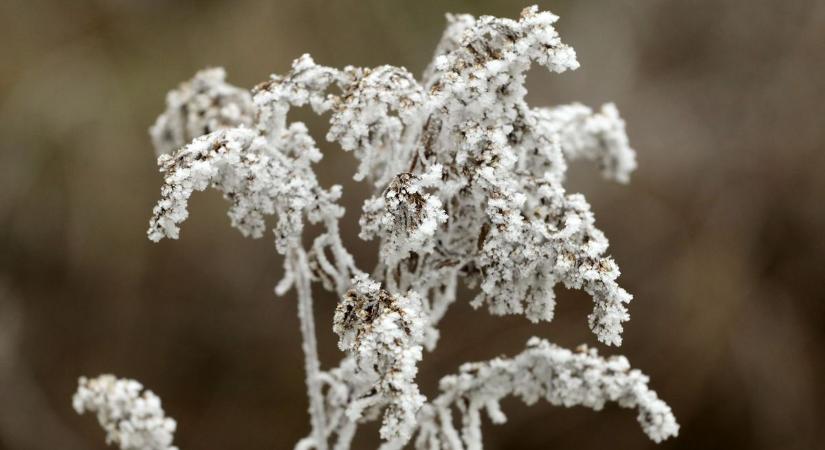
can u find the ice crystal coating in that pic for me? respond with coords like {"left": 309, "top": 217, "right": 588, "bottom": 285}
{"left": 413, "top": 338, "right": 679, "bottom": 449}
{"left": 535, "top": 102, "right": 637, "bottom": 183}
{"left": 77, "top": 6, "right": 679, "bottom": 450}
{"left": 145, "top": 126, "right": 345, "bottom": 255}
{"left": 327, "top": 65, "right": 426, "bottom": 185}
{"left": 333, "top": 275, "right": 427, "bottom": 442}
{"left": 73, "top": 375, "right": 178, "bottom": 450}
{"left": 470, "top": 174, "right": 633, "bottom": 345}
{"left": 359, "top": 165, "right": 448, "bottom": 268}
{"left": 149, "top": 68, "right": 255, "bottom": 157}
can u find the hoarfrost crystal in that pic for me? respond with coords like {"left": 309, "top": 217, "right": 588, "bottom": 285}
{"left": 416, "top": 338, "right": 678, "bottom": 449}
{"left": 76, "top": 6, "right": 679, "bottom": 450}
{"left": 149, "top": 68, "right": 255, "bottom": 158}
{"left": 333, "top": 275, "right": 427, "bottom": 442}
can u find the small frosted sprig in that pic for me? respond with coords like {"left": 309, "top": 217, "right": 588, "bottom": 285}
{"left": 73, "top": 375, "right": 178, "bottom": 450}
{"left": 413, "top": 338, "right": 678, "bottom": 449}
{"left": 146, "top": 125, "right": 343, "bottom": 254}
{"left": 534, "top": 102, "right": 637, "bottom": 183}
{"left": 333, "top": 275, "right": 427, "bottom": 443}
{"left": 149, "top": 68, "right": 255, "bottom": 157}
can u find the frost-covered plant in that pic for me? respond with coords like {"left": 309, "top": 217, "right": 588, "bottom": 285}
{"left": 74, "top": 6, "right": 678, "bottom": 449}
{"left": 332, "top": 274, "right": 427, "bottom": 442}
{"left": 73, "top": 375, "right": 177, "bottom": 450}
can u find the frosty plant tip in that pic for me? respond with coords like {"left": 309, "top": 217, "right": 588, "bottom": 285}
{"left": 74, "top": 6, "right": 679, "bottom": 449}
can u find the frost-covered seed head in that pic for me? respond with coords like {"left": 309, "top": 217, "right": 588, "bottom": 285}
{"left": 149, "top": 68, "right": 255, "bottom": 157}
{"left": 73, "top": 375, "right": 178, "bottom": 450}
{"left": 333, "top": 275, "right": 427, "bottom": 443}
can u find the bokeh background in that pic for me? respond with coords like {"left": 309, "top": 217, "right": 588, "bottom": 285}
{"left": 1, "top": 0, "right": 823, "bottom": 449}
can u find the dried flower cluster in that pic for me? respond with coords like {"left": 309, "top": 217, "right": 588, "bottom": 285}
{"left": 75, "top": 6, "right": 678, "bottom": 450}
{"left": 73, "top": 375, "right": 177, "bottom": 450}
{"left": 332, "top": 275, "right": 427, "bottom": 442}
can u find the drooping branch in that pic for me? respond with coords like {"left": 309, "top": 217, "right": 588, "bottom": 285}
{"left": 533, "top": 102, "right": 637, "bottom": 183}
{"left": 149, "top": 67, "right": 255, "bottom": 158}
{"left": 413, "top": 338, "right": 679, "bottom": 449}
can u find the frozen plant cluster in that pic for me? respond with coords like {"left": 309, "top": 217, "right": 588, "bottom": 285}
{"left": 73, "top": 375, "right": 178, "bottom": 450}
{"left": 332, "top": 274, "right": 427, "bottom": 443}
{"left": 418, "top": 338, "right": 678, "bottom": 449}
{"left": 74, "top": 6, "right": 678, "bottom": 450}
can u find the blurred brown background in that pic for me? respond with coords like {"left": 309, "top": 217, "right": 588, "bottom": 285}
{"left": 1, "top": 0, "right": 823, "bottom": 449}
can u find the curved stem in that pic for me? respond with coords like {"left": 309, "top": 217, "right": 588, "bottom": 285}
{"left": 291, "top": 245, "right": 328, "bottom": 450}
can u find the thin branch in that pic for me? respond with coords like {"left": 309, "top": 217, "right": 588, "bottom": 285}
{"left": 292, "top": 245, "right": 328, "bottom": 450}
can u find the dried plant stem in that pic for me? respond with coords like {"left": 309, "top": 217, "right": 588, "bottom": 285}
{"left": 291, "top": 245, "right": 328, "bottom": 450}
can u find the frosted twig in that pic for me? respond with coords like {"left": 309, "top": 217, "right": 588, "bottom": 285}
{"left": 413, "top": 338, "right": 679, "bottom": 449}
{"left": 292, "top": 245, "right": 329, "bottom": 450}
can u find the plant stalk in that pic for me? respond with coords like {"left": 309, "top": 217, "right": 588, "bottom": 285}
{"left": 291, "top": 245, "right": 328, "bottom": 450}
